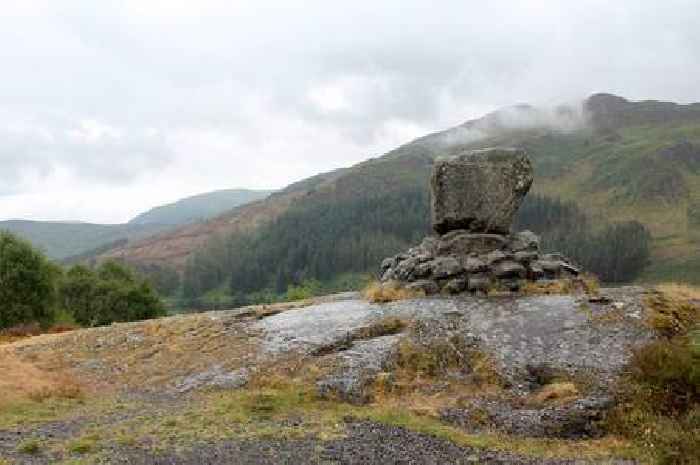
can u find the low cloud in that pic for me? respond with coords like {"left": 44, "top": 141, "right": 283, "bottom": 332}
{"left": 438, "top": 101, "right": 590, "bottom": 147}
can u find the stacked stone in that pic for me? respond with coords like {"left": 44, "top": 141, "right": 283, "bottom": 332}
{"left": 380, "top": 147, "right": 580, "bottom": 295}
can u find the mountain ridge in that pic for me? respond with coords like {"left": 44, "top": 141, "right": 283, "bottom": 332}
{"left": 1, "top": 189, "right": 273, "bottom": 260}
{"left": 99, "top": 93, "right": 700, "bottom": 288}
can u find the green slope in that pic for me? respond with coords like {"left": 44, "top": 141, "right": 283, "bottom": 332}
{"left": 129, "top": 189, "right": 274, "bottom": 225}
{"left": 181, "top": 93, "right": 700, "bottom": 299}
{"left": 2, "top": 189, "right": 274, "bottom": 261}
{"left": 0, "top": 220, "right": 170, "bottom": 261}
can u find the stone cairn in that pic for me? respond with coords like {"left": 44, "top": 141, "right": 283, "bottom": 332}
{"left": 380, "top": 147, "right": 580, "bottom": 295}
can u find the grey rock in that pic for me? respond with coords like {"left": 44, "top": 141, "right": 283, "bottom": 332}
{"left": 317, "top": 335, "right": 401, "bottom": 404}
{"left": 429, "top": 256, "right": 464, "bottom": 279}
{"left": 418, "top": 236, "right": 440, "bottom": 256}
{"left": 527, "top": 262, "right": 545, "bottom": 280}
{"left": 514, "top": 250, "right": 539, "bottom": 263}
{"left": 176, "top": 366, "right": 250, "bottom": 393}
{"left": 561, "top": 263, "right": 581, "bottom": 276}
{"left": 380, "top": 257, "right": 397, "bottom": 272}
{"left": 412, "top": 261, "right": 434, "bottom": 278}
{"left": 437, "top": 232, "right": 508, "bottom": 256}
{"left": 483, "top": 250, "right": 510, "bottom": 266}
{"left": 444, "top": 278, "right": 468, "bottom": 294}
{"left": 406, "top": 279, "right": 440, "bottom": 295}
{"left": 493, "top": 261, "right": 526, "bottom": 279}
{"left": 462, "top": 256, "right": 488, "bottom": 273}
{"left": 393, "top": 256, "right": 421, "bottom": 280}
{"left": 535, "top": 259, "right": 565, "bottom": 278}
{"left": 468, "top": 274, "right": 492, "bottom": 293}
{"left": 509, "top": 230, "right": 540, "bottom": 252}
{"left": 443, "top": 396, "right": 614, "bottom": 439}
{"left": 431, "top": 147, "right": 533, "bottom": 235}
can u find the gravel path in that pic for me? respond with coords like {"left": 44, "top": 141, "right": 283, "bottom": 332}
{"left": 87, "top": 422, "right": 638, "bottom": 465}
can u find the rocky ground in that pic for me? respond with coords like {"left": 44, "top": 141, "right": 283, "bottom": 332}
{"left": 0, "top": 288, "right": 660, "bottom": 464}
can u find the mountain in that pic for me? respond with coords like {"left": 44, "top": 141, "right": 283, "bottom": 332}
{"left": 0, "top": 220, "right": 170, "bottom": 261}
{"left": 1, "top": 189, "right": 273, "bottom": 261}
{"left": 129, "top": 189, "right": 274, "bottom": 225}
{"left": 100, "top": 93, "right": 700, "bottom": 294}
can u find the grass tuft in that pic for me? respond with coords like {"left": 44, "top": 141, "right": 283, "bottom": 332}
{"left": 66, "top": 434, "right": 100, "bottom": 455}
{"left": 17, "top": 438, "right": 42, "bottom": 455}
{"left": 645, "top": 286, "right": 699, "bottom": 337}
{"left": 526, "top": 382, "right": 580, "bottom": 407}
{"left": 363, "top": 281, "right": 424, "bottom": 303}
{"left": 521, "top": 275, "right": 600, "bottom": 296}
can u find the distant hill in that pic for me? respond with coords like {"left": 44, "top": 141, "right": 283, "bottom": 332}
{"left": 101, "top": 93, "right": 700, "bottom": 293}
{"left": 0, "top": 220, "right": 170, "bottom": 261}
{"left": 2, "top": 189, "right": 273, "bottom": 261}
{"left": 129, "top": 189, "right": 274, "bottom": 226}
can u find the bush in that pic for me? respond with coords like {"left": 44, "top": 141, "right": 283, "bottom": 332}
{"left": 59, "top": 261, "right": 165, "bottom": 327}
{"left": 0, "top": 232, "right": 58, "bottom": 329}
{"left": 605, "top": 287, "right": 699, "bottom": 464}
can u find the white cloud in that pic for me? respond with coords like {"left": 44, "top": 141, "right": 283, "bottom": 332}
{"left": 1, "top": 0, "right": 699, "bottom": 222}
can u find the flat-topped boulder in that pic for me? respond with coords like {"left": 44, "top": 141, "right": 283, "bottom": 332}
{"left": 431, "top": 147, "right": 533, "bottom": 235}
{"left": 381, "top": 147, "right": 580, "bottom": 295}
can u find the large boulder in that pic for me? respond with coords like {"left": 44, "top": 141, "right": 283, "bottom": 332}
{"left": 431, "top": 147, "right": 533, "bottom": 235}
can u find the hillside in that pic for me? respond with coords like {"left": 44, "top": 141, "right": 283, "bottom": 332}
{"left": 1, "top": 285, "right": 696, "bottom": 464}
{"left": 0, "top": 221, "right": 170, "bottom": 261}
{"left": 129, "top": 189, "right": 274, "bottom": 226}
{"left": 1, "top": 189, "right": 272, "bottom": 261}
{"left": 101, "top": 93, "right": 700, "bottom": 291}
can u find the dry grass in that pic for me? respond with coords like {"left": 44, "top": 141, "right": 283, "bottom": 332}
{"left": 645, "top": 286, "right": 699, "bottom": 337}
{"left": 353, "top": 317, "right": 407, "bottom": 340}
{"left": 0, "top": 323, "right": 80, "bottom": 346}
{"left": 521, "top": 275, "right": 600, "bottom": 296}
{"left": 655, "top": 282, "right": 700, "bottom": 301}
{"left": 4, "top": 311, "right": 262, "bottom": 391}
{"left": 526, "top": 382, "right": 580, "bottom": 407}
{"left": 369, "top": 336, "right": 504, "bottom": 418}
{"left": 363, "top": 281, "right": 424, "bottom": 303}
{"left": 0, "top": 350, "right": 83, "bottom": 404}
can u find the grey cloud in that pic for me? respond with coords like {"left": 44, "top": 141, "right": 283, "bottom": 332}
{"left": 0, "top": 112, "right": 172, "bottom": 194}
{"left": 1, "top": 0, "right": 700, "bottom": 221}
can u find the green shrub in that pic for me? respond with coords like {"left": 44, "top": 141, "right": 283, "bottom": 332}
{"left": 0, "top": 232, "right": 57, "bottom": 329}
{"left": 59, "top": 261, "right": 165, "bottom": 327}
{"left": 606, "top": 335, "right": 700, "bottom": 464}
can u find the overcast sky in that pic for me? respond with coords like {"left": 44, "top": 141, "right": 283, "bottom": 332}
{"left": 1, "top": 0, "right": 699, "bottom": 223}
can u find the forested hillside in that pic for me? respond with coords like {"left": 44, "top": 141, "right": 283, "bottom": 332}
{"left": 100, "top": 93, "right": 700, "bottom": 305}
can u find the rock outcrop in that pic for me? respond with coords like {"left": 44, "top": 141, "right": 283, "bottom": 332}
{"left": 431, "top": 147, "right": 533, "bottom": 235}
{"left": 381, "top": 147, "right": 579, "bottom": 294}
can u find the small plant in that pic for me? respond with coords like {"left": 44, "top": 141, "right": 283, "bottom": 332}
{"left": 17, "top": 438, "right": 42, "bottom": 455}
{"left": 67, "top": 434, "right": 100, "bottom": 454}
{"left": 363, "top": 281, "right": 424, "bottom": 303}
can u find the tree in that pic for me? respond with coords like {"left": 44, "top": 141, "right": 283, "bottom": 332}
{"left": 59, "top": 261, "right": 165, "bottom": 327}
{"left": 0, "top": 232, "right": 57, "bottom": 329}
